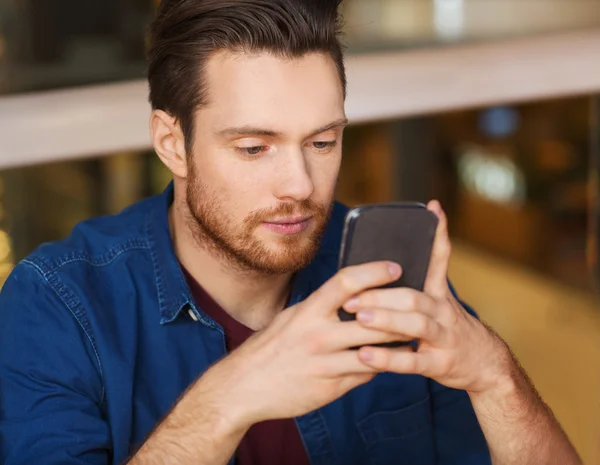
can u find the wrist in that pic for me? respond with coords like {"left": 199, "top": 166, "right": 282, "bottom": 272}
{"left": 467, "top": 337, "right": 529, "bottom": 415}
{"left": 193, "top": 354, "right": 264, "bottom": 431}
{"left": 469, "top": 332, "right": 516, "bottom": 397}
{"left": 468, "top": 365, "right": 517, "bottom": 404}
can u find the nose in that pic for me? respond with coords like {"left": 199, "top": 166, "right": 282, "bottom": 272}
{"left": 272, "top": 148, "right": 315, "bottom": 202}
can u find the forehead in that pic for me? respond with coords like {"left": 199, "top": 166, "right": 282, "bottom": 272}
{"left": 198, "top": 51, "right": 345, "bottom": 134}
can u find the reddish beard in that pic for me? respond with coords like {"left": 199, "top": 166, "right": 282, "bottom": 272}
{"left": 185, "top": 168, "right": 333, "bottom": 275}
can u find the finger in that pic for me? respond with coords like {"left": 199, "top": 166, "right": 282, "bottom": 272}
{"left": 356, "top": 309, "right": 444, "bottom": 342}
{"left": 343, "top": 287, "right": 437, "bottom": 318}
{"left": 358, "top": 346, "right": 431, "bottom": 375}
{"left": 322, "top": 320, "right": 412, "bottom": 351}
{"left": 424, "top": 200, "right": 452, "bottom": 297}
{"left": 323, "top": 350, "right": 382, "bottom": 376}
{"left": 307, "top": 261, "right": 401, "bottom": 315}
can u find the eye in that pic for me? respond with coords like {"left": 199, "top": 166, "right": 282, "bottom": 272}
{"left": 311, "top": 141, "right": 337, "bottom": 152}
{"left": 235, "top": 146, "right": 268, "bottom": 157}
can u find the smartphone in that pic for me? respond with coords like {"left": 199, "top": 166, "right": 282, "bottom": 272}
{"left": 337, "top": 202, "right": 439, "bottom": 347}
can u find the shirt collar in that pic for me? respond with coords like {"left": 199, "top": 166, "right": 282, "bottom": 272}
{"left": 146, "top": 182, "right": 194, "bottom": 324}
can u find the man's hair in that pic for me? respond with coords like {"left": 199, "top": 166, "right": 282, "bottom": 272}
{"left": 148, "top": 0, "right": 346, "bottom": 153}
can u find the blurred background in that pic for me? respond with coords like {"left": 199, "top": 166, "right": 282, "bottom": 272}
{"left": 0, "top": 0, "right": 599, "bottom": 462}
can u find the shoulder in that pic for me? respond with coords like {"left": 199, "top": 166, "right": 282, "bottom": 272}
{"left": 22, "top": 195, "right": 159, "bottom": 277}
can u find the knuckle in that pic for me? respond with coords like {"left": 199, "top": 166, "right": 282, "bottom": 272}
{"left": 378, "top": 350, "right": 393, "bottom": 371}
{"left": 337, "top": 269, "right": 356, "bottom": 294}
{"left": 400, "top": 290, "right": 418, "bottom": 309}
{"left": 415, "top": 315, "right": 430, "bottom": 335}
{"left": 406, "top": 355, "right": 419, "bottom": 373}
{"left": 407, "top": 292, "right": 420, "bottom": 309}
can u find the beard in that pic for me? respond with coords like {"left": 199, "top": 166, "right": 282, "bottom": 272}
{"left": 185, "top": 163, "right": 333, "bottom": 275}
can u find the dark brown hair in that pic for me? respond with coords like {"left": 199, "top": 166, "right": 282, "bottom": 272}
{"left": 148, "top": 0, "right": 346, "bottom": 153}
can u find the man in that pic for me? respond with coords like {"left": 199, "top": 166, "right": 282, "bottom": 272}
{"left": 0, "top": 1, "right": 581, "bottom": 464}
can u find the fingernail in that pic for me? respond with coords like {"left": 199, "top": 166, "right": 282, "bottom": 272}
{"left": 357, "top": 310, "right": 374, "bottom": 324}
{"left": 360, "top": 348, "right": 374, "bottom": 362}
{"left": 388, "top": 263, "right": 401, "bottom": 279}
{"left": 345, "top": 297, "right": 359, "bottom": 310}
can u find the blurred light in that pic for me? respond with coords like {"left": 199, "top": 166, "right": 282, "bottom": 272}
{"left": 0, "top": 263, "right": 13, "bottom": 276}
{"left": 0, "top": 262, "right": 14, "bottom": 287}
{"left": 434, "top": 0, "right": 465, "bottom": 41}
{"left": 0, "top": 230, "right": 12, "bottom": 263}
{"left": 479, "top": 106, "right": 520, "bottom": 139}
{"left": 458, "top": 148, "right": 526, "bottom": 206}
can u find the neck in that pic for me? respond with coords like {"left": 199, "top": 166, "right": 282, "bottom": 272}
{"left": 169, "top": 201, "right": 293, "bottom": 331}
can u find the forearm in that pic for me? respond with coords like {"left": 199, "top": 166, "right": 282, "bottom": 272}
{"left": 469, "top": 342, "right": 581, "bottom": 465}
{"left": 128, "top": 367, "right": 251, "bottom": 465}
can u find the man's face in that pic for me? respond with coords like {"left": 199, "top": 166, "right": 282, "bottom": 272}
{"left": 186, "top": 51, "right": 346, "bottom": 274}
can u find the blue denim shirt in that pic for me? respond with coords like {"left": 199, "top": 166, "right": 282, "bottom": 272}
{"left": 0, "top": 184, "right": 491, "bottom": 465}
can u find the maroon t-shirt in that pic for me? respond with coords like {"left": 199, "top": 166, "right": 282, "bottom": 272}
{"left": 183, "top": 268, "right": 310, "bottom": 465}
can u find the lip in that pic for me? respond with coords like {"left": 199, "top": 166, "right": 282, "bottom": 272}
{"left": 262, "top": 216, "right": 312, "bottom": 235}
{"left": 265, "top": 216, "right": 312, "bottom": 225}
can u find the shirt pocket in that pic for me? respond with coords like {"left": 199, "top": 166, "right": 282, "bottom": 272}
{"left": 357, "top": 396, "right": 436, "bottom": 465}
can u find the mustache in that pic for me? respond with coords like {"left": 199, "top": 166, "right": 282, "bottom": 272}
{"left": 244, "top": 199, "right": 329, "bottom": 228}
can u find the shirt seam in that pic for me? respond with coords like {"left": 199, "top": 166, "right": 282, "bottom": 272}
{"left": 40, "top": 239, "right": 150, "bottom": 274}
{"left": 21, "top": 258, "right": 108, "bottom": 406}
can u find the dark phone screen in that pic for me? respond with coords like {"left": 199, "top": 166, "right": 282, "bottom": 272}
{"left": 338, "top": 203, "right": 438, "bottom": 327}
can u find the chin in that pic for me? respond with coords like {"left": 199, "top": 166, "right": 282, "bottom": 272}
{"left": 260, "top": 256, "right": 316, "bottom": 275}
{"left": 252, "top": 241, "right": 319, "bottom": 274}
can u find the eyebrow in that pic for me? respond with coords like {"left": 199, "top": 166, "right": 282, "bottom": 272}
{"left": 216, "top": 117, "right": 349, "bottom": 139}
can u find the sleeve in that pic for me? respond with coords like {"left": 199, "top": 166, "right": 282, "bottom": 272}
{"left": 431, "top": 281, "right": 492, "bottom": 464}
{"left": 430, "top": 379, "right": 491, "bottom": 465}
{"left": 0, "top": 262, "right": 111, "bottom": 464}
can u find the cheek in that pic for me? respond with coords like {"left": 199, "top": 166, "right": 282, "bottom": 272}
{"left": 219, "top": 165, "right": 271, "bottom": 200}
{"left": 309, "top": 153, "right": 342, "bottom": 196}
{"left": 203, "top": 152, "right": 252, "bottom": 193}
{"left": 207, "top": 159, "right": 271, "bottom": 215}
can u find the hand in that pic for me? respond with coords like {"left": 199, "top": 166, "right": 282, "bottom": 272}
{"left": 198, "top": 261, "right": 406, "bottom": 428}
{"left": 342, "top": 200, "right": 511, "bottom": 394}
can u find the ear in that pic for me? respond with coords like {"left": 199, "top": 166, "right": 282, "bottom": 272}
{"left": 150, "top": 110, "right": 188, "bottom": 178}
